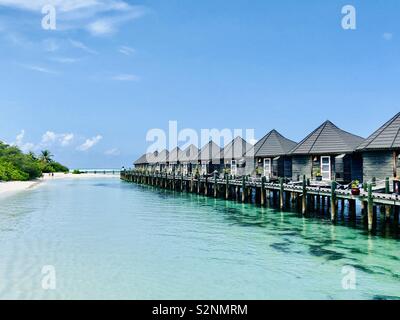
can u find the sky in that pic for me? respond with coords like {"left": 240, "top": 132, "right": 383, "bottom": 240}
{"left": 0, "top": 0, "right": 399, "bottom": 169}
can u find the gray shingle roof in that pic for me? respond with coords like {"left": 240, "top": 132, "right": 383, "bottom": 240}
{"left": 199, "top": 141, "right": 221, "bottom": 162}
{"left": 221, "top": 136, "right": 253, "bottom": 160}
{"left": 168, "top": 147, "right": 183, "bottom": 164}
{"left": 253, "top": 129, "right": 297, "bottom": 157}
{"left": 134, "top": 153, "right": 150, "bottom": 165}
{"left": 153, "top": 149, "right": 169, "bottom": 164}
{"left": 290, "top": 120, "right": 364, "bottom": 155}
{"left": 356, "top": 112, "right": 400, "bottom": 151}
{"left": 180, "top": 144, "right": 199, "bottom": 163}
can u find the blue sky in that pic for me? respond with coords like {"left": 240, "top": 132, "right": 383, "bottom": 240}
{"left": 0, "top": 0, "right": 399, "bottom": 168}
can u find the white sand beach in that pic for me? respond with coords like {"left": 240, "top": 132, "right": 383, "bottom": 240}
{"left": 0, "top": 173, "right": 118, "bottom": 198}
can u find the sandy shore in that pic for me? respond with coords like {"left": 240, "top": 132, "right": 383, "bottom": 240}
{"left": 0, "top": 173, "right": 118, "bottom": 198}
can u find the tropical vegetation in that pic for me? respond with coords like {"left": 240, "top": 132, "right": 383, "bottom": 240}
{"left": 0, "top": 142, "right": 68, "bottom": 182}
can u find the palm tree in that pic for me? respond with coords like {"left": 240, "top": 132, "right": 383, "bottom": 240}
{"left": 40, "top": 150, "right": 53, "bottom": 163}
{"left": 28, "top": 151, "right": 37, "bottom": 160}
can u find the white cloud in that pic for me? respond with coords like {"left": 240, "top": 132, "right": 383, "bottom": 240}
{"left": 60, "top": 133, "right": 74, "bottom": 146}
{"left": 77, "top": 135, "right": 103, "bottom": 151}
{"left": 0, "top": 1, "right": 146, "bottom": 36}
{"left": 42, "top": 131, "right": 57, "bottom": 144}
{"left": 42, "top": 39, "right": 60, "bottom": 52}
{"left": 12, "top": 130, "right": 35, "bottom": 152}
{"left": 119, "top": 46, "right": 135, "bottom": 56}
{"left": 383, "top": 33, "right": 393, "bottom": 41}
{"left": 87, "top": 19, "right": 115, "bottom": 36}
{"left": 105, "top": 148, "right": 120, "bottom": 156}
{"left": 22, "top": 64, "right": 58, "bottom": 75}
{"left": 51, "top": 57, "right": 80, "bottom": 64}
{"left": 0, "top": 1, "right": 118, "bottom": 13}
{"left": 112, "top": 74, "right": 140, "bottom": 81}
{"left": 41, "top": 131, "right": 75, "bottom": 147}
{"left": 69, "top": 39, "right": 98, "bottom": 54}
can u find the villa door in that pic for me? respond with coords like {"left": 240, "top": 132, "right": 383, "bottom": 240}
{"left": 231, "top": 160, "right": 237, "bottom": 176}
{"left": 321, "top": 156, "right": 331, "bottom": 181}
{"left": 201, "top": 163, "right": 207, "bottom": 175}
{"left": 263, "top": 158, "right": 271, "bottom": 177}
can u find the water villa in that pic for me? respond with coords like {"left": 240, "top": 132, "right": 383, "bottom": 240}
{"left": 180, "top": 144, "right": 199, "bottom": 175}
{"left": 290, "top": 121, "right": 364, "bottom": 184}
{"left": 168, "top": 147, "right": 183, "bottom": 173}
{"left": 221, "top": 136, "right": 253, "bottom": 177}
{"left": 127, "top": 112, "right": 400, "bottom": 232}
{"left": 198, "top": 141, "right": 222, "bottom": 175}
{"left": 356, "top": 112, "right": 400, "bottom": 183}
{"left": 252, "top": 129, "right": 297, "bottom": 180}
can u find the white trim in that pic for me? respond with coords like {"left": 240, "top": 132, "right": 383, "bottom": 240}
{"left": 263, "top": 158, "right": 272, "bottom": 177}
{"left": 320, "top": 156, "right": 331, "bottom": 181}
{"left": 231, "top": 160, "right": 237, "bottom": 176}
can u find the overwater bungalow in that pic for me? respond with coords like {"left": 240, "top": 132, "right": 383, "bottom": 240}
{"left": 153, "top": 149, "right": 169, "bottom": 173}
{"left": 290, "top": 121, "right": 364, "bottom": 184}
{"left": 221, "top": 136, "right": 253, "bottom": 177}
{"left": 133, "top": 153, "right": 150, "bottom": 171}
{"left": 179, "top": 144, "right": 199, "bottom": 175}
{"left": 198, "top": 141, "right": 223, "bottom": 175}
{"left": 356, "top": 112, "right": 400, "bottom": 183}
{"left": 251, "top": 129, "right": 297, "bottom": 180}
{"left": 168, "top": 147, "right": 183, "bottom": 173}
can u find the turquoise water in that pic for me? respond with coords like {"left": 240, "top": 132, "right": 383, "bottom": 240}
{"left": 0, "top": 177, "right": 399, "bottom": 300}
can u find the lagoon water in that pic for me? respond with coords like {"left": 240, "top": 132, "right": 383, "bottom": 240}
{"left": 0, "top": 177, "right": 399, "bottom": 300}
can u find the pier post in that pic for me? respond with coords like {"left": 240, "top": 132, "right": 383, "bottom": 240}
{"left": 214, "top": 173, "right": 218, "bottom": 198}
{"left": 367, "top": 184, "right": 374, "bottom": 231}
{"left": 261, "top": 177, "right": 265, "bottom": 206}
{"left": 302, "top": 175, "right": 307, "bottom": 215}
{"left": 205, "top": 176, "right": 208, "bottom": 196}
{"left": 330, "top": 181, "right": 337, "bottom": 222}
{"left": 225, "top": 175, "right": 229, "bottom": 200}
{"left": 242, "top": 177, "right": 246, "bottom": 203}
{"left": 190, "top": 175, "right": 194, "bottom": 193}
{"left": 279, "top": 178, "right": 284, "bottom": 210}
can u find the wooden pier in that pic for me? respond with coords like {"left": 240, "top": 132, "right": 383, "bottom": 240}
{"left": 121, "top": 171, "right": 400, "bottom": 232}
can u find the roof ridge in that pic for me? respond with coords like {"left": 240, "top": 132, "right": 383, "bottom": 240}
{"left": 306, "top": 121, "right": 328, "bottom": 153}
{"left": 290, "top": 122, "right": 325, "bottom": 154}
{"left": 254, "top": 131, "right": 273, "bottom": 155}
{"left": 361, "top": 113, "right": 400, "bottom": 150}
{"left": 391, "top": 126, "right": 400, "bottom": 149}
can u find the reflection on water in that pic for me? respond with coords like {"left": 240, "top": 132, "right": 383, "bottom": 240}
{"left": 0, "top": 178, "right": 399, "bottom": 300}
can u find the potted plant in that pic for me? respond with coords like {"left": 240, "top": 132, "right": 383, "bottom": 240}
{"left": 351, "top": 180, "right": 360, "bottom": 196}
{"left": 315, "top": 168, "right": 322, "bottom": 182}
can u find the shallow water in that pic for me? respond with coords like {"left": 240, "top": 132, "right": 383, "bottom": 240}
{"left": 0, "top": 178, "right": 399, "bottom": 300}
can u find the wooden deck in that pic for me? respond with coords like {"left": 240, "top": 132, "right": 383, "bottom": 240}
{"left": 121, "top": 171, "right": 400, "bottom": 232}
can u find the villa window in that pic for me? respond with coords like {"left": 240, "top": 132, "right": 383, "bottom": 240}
{"left": 321, "top": 156, "right": 331, "bottom": 181}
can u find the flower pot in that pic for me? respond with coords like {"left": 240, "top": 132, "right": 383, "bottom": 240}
{"left": 351, "top": 188, "right": 360, "bottom": 196}
{"left": 316, "top": 176, "right": 323, "bottom": 182}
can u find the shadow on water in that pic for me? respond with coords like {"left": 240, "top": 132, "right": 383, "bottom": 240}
{"left": 125, "top": 183, "right": 400, "bottom": 289}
